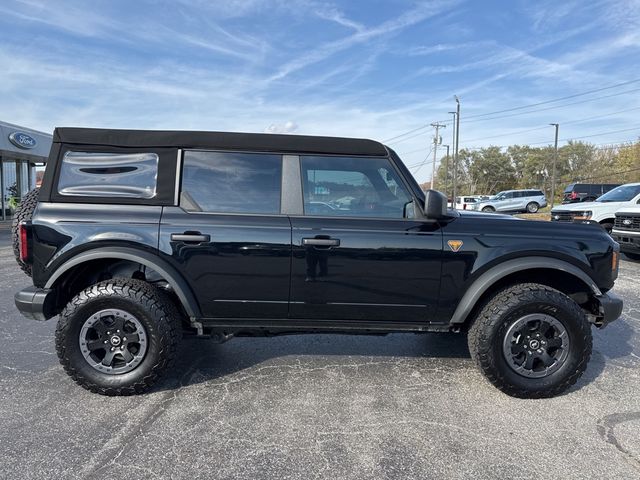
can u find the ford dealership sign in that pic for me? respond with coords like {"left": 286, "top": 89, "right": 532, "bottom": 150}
{"left": 8, "top": 131, "right": 37, "bottom": 149}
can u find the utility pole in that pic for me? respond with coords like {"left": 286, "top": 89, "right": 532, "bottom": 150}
{"left": 550, "top": 123, "right": 559, "bottom": 208}
{"left": 430, "top": 123, "right": 446, "bottom": 190}
{"left": 442, "top": 144, "right": 450, "bottom": 194}
{"left": 447, "top": 111, "right": 456, "bottom": 200}
{"left": 452, "top": 96, "right": 461, "bottom": 208}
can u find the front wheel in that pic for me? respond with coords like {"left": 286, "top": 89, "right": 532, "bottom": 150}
{"left": 482, "top": 206, "right": 495, "bottom": 213}
{"left": 55, "top": 278, "right": 181, "bottom": 395}
{"left": 468, "top": 283, "right": 592, "bottom": 398}
{"left": 525, "top": 202, "right": 539, "bottom": 213}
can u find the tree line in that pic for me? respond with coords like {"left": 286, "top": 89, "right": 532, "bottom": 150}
{"left": 423, "top": 140, "right": 640, "bottom": 199}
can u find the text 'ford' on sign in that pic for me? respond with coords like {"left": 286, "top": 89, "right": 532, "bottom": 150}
{"left": 8, "top": 131, "right": 37, "bottom": 149}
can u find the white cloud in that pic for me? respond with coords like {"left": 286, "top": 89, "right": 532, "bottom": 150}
{"left": 264, "top": 121, "right": 299, "bottom": 134}
{"left": 268, "top": 0, "right": 462, "bottom": 81}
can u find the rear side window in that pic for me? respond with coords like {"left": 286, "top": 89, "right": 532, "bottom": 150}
{"left": 180, "top": 151, "right": 282, "bottom": 214}
{"left": 58, "top": 151, "right": 159, "bottom": 199}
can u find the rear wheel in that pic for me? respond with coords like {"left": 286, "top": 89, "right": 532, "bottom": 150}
{"left": 482, "top": 206, "right": 495, "bottom": 213}
{"left": 55, "top": 278, "right": 181, "bottom": 395}
{"left": 526, "top": 202, "right": 539, "bottom": 213}
{"left": 11, "top": 187, "right": 39, "bottom": 277}
{"left": 468, "top": 283, "right": 592, "bottom": 398}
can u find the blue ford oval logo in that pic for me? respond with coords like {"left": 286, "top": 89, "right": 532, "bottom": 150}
{"left": 8, "top": 131, "right": 37, "bottom": 149}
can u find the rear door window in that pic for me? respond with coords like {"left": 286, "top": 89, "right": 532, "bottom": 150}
{"left": 180, "top": 151, "right": 282, "bottom": 214}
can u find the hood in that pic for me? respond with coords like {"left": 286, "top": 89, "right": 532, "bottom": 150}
{"left": 457, "top": 210, "right": 519, "bottom": 220}
{"left": 551, "top": 200, "right": 623, "bottom": 211}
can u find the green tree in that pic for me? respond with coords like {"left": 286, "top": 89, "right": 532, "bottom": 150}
{"left": 468, "top": 146, "right": 516, "bottom": 194}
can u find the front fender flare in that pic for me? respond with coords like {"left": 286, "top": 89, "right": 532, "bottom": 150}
{"left": 449, "top": 256, "right": 601, "bottom": 325}
{"left": 45, "top": 246, "right": 201, "bottom": 318}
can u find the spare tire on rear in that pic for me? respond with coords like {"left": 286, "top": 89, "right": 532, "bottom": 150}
{"left": 11, "top": 188, "right": 40, "bottom": 277}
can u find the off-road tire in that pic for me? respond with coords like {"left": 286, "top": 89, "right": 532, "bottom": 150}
{"left": 11, "top": 187, "right": 39, "bottom": 277}
{"left": 468, "top": 283, "right": 592, "bottom": 398}
{"left": 525, "top": 202, "right": 539, "bottom": 213}
{"left": 482, "top": 206, "right": 495, "bottom": 213}
{"left": 55, "top": 278, "right": 181, "bottom": 395}
{"left": 624, "top": 252, "right": 640, "bottom": 261}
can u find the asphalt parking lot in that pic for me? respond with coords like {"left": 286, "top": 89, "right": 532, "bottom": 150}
{"left": 1, "top": 227, "right": 639, "bottom": 480}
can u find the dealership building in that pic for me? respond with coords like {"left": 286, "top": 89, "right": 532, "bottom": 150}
{"left": 1, "top": 121, "right": 52, "bottom": 221}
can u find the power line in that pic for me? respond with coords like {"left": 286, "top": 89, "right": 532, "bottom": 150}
{"left": 383, "top": 124, "right": 431, "bottom": 143}
{"left": 456, "top": 87, "right": 640, "bottom": 126}
{"left": 461, "top": 126, "right": 640, "bottom": 151}
{"left": 380, "top": 79, "right": 640, "bottom": 143}
{"left": 386, "top": 129, "right": 431, "bottom": 146}
{"left": 458, "top": 106, "right": 640, "bottom": 145}
{"left": 460, "top": 78, "right": 640, "bottom": 120}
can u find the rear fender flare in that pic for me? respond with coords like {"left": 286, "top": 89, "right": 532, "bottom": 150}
{"left": 449, "top": 257, "right": 601, "bottom": 325}
{"left": 45, "top": 247, "right": 201, "bottom": 318}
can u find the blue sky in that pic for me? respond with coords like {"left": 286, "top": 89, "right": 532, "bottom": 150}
{"left": 0, "top": 0, "right": 639, "bottom": 182}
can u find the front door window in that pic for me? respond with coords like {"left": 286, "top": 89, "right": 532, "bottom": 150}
{"left": 301, "top": 156, "right": 412, "bottom": 219}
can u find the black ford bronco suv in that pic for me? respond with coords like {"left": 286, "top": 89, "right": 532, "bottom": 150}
{"left": 13, "top": 128, "right": 623, "bottom": 398}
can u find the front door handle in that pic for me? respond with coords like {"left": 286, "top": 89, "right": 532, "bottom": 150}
{"left": 171, "top": 232, "right": 210, "bottom": 243}
{"left": 302, "top": 238, "right": 340, "bottom": 247}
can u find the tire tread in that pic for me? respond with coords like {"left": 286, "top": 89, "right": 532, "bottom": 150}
{"left": 467, "top": 282, "right": 592, "bottom": 398}
{"left": 55, "top": 278, "right": 181, "bottom": 396}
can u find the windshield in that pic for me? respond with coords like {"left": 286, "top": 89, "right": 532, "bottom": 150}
{"left": 597, "top": 184, "right": 640, "bottom": 202}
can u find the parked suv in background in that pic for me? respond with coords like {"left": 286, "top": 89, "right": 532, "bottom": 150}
{"left": 551, "top": 183, "right": 640, "bottom": 234}
{"left": 562, "top": 183, "right": 620, "bottom": 204}
{"left": 454, "top": 195, "right": 488, "bottom": 210}
{"left": 471, "top": 189, "right": 547, "bottom": 213}
{"left": 13, "top": 128, "right": 622, "bottom": 398}
{"left": 612, "top": 207, "right": 640, "bottom": 260}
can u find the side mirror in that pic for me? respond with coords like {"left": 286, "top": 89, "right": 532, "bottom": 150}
{"left": 423, "top": 189, "right": 448, "bottom": 219}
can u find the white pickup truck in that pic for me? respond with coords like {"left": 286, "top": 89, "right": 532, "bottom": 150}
{"left": 550, "top": 183, "right": 640, "bottom": 233}
{"left": 612, "top": 205, "right": 640, "bottom": 260}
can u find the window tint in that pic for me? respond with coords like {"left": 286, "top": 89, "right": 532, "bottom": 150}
{"left": 58, "top": 151, "right": 158, "bottom": 199}
{"left": 180, "top": 151, "right": 282, "bottom": 214}
{"left": 301, "top": 156, "right": 412, "bottom": 218}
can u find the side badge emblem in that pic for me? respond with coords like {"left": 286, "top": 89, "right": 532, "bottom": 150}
{"left": 448, "top": 240, "right": 463, "bottom": 252}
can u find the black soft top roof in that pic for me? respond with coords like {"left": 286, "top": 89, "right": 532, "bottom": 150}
{"left": 53, "top": 127, "right": 388, "bottom": 156}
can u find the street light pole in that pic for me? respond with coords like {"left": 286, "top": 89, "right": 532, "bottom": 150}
{"left": 442, "top": 144, "right": 450, "bottom": 195}
{"left": 430, "top": 123, "right": 446, "bottom": 190}
{"left": 550, "top": 123, "right": 559, "bottom": 208}
{"left": 452, "top": 96, "right": 461, "bottom": 208}
{"left": 447, "top": 111, "right": 456, "bottom": 200}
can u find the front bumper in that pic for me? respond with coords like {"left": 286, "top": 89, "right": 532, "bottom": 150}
{"left": 14, "top": 286, "right": 56, "bottom": 321}
{"left": 593, "top": 292, "right": 624, "bottom": 328}
{"left": 612, "top": 228, "right": 640, "bottom": 253}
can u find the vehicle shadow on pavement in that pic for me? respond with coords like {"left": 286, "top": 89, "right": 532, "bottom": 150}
{"left": 155, "top": 332, "right": 471, "bottom": 392}
{"left": 580, "top": 316, "right": 638, "bottom": 385}
{"left": 154, "top": 315, "right": 638, "bottom": 394}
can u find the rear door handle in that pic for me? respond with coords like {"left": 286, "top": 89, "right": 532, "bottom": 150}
{"left": 171, "top": 233, "right": 210, "bottom": 243}
{"left": 302, "top": 238, "right": 340, "bottom": 247}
